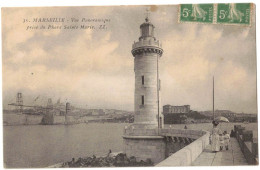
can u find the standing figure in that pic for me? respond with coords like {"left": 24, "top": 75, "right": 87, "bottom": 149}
{"left": 223, "top": 131, "right": 230, "bottom": 150}
{"left": 219, "top": 134, "right": 224, "bottom": 150}
{"left": 210, "top": 121, "right": 222, "bottom": 152}
{"left": 191, "top": 4, "right": 207, "bottom": 21}
{"left": 227, "top": 3, "right": 244, "bottom": 22}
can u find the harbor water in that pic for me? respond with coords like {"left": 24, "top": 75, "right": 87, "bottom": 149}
{"left": 4, "top": 123, "right": 128, "bottom": 168}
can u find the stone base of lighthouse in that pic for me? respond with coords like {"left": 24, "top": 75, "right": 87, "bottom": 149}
{"left": 123, "top": 125, "right": 166, "bottom": 164}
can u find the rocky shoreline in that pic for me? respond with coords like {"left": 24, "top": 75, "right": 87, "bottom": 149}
{"left": 50, "top": 153, "right": 154, "bottom": 168}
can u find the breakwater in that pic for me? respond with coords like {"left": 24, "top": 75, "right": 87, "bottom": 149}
{"left": 3, "top": 114, "right": 80, "bottom": 126}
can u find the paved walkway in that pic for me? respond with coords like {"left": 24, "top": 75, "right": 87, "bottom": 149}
{"left": 192, "top": 138, "right": 248, "bottom": 166}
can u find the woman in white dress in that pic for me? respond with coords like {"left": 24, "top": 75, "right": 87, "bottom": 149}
{"left": 210, "top": 121, "right": 222, "bottom": 152}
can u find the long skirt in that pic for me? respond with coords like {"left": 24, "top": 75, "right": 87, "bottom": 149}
{"left": 211, "top": 134, "right": 220, "bottom": 152}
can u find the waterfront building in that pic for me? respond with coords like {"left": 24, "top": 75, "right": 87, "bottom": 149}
{"left": 163, "top": 105, "right": 190, "bottom": 114}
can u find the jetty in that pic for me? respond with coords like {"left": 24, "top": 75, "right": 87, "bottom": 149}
{"left": 192, "top": 125, "right": 258, "bottom": 166}
{"left": 155, "top": 125, "right": 257, "bottom": 166}
{"left": 192, "top": 138, "right": 248, "bottom": 166}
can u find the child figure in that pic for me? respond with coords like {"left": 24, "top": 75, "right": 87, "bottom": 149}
{"left": 219, "top": 134, "right": 224, "bottom": 151}
{"left": 223, "top": 131, "right": 230, "bottom": 150}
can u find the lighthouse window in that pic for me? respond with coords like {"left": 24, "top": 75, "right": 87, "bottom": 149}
{"left": 141, "top": 95, "right": 144, "bottom": 105}
{"left": 142, "top": 76, "right": 144, "bottom": 85}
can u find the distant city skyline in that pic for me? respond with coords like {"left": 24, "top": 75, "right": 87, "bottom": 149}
{"left": 2, "top": 5, "right": 257, "bottom": 113}
{"left": 3, "top": 93, "right": 257, "bottom": 114}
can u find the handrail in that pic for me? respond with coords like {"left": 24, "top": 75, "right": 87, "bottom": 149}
{"left": 133, "top": 40, "right": 162, "bottom": 49}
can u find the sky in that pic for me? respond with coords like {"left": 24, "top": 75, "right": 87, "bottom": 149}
{"left": 2, "top": 5, "right": 257, "bottom": 113}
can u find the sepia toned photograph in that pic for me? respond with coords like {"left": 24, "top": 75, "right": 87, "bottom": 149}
{"left": 1, "top": 3, "right": 258, "bottom": 168}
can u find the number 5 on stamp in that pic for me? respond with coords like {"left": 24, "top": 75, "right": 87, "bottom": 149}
{"left": 217, "top": 3, "right": 251, "bottom": 25}
{"left": 179, "top": 4, "right": 214, "bottom": 23}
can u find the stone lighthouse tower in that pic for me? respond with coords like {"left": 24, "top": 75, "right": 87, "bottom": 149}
{"left": 132, "top": 12, "right": 164, "bottom": 129}
{"left": 123, "top": 11, "right": 165, "bottom": 164}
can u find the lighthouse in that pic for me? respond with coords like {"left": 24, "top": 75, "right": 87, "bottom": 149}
{"left": 132, "top": 11, "right": 164, "bottom": 129}
{"left": 123, "top": 11, "right": 165, "bottom": 164}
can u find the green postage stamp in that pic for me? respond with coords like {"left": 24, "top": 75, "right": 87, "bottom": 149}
{"left": 216, "top": 3, "right": 251, "bottom": 25}
{"left": 179, "top": 4, "right": 214, "bottom": 23}
{"left": 179, "top": 3, "right": 252, "bottom": 26}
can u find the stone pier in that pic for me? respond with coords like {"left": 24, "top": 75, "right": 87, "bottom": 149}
{"left": 192, "top": 125, "right": 258, "bottom": 166}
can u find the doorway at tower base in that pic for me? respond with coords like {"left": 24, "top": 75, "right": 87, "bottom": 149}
{"left": 123, "top": 135, "right": 166, "bottom": 165}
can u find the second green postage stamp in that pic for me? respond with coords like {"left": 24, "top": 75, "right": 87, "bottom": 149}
{"left": 216, "top": 3, "right": 251, "bottom": 25}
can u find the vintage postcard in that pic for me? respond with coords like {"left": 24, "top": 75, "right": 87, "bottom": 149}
{"left": 1, "top": 3, "right": 258, "bottom": 168}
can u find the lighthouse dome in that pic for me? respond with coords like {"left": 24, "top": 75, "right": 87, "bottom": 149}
{"left": 139, "top": 17, "right": 156, "bottom": 41}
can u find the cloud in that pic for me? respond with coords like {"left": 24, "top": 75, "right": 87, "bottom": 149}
{"left": 159, "top": 21, "right": 256, "bottom": 113}
{"left": 2, "top": 7, "right": 134, "bottom": 110}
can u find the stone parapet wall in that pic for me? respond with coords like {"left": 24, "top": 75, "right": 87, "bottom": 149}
{"left": 124, "top": 125, "right": 205, "bottom": 138}
{"left": 234, "top": 125, "right": 258, "bottom": 165}
{"left": 161, "top": 128, "right": 205, "bottom": 139}
{"left": 155, "top": 130, "right": 210, "bottom": 166}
